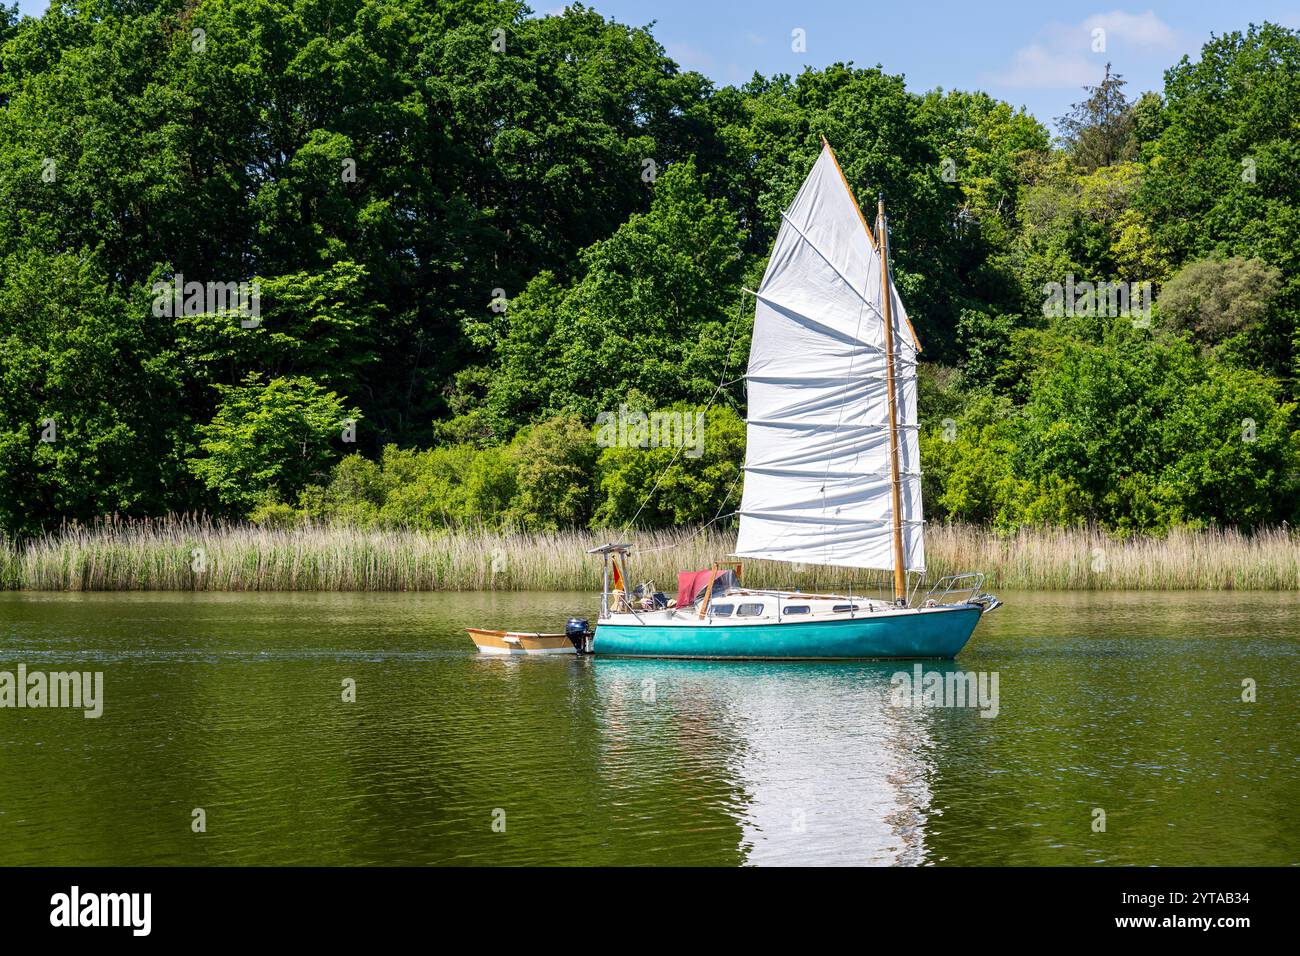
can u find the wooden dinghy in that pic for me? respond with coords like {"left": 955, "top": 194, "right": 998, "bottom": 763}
{"left": 467, "top": 628, "right": 576, "bottom": 655}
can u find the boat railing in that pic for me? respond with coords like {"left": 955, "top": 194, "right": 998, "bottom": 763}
{"left": 922, "top": 573, "right": 986, "bottom": 607}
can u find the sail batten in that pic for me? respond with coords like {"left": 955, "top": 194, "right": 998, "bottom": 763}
{"left": 734, "top": 145, "right": 925, "bottom": 574}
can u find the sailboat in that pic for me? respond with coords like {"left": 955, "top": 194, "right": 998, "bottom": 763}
{"left": 583, "top": 140, "right": 1000, "bottom": 660}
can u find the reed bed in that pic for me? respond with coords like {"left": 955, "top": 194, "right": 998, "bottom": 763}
{"left": 1, "top": 517, "right": 1296, "bottom": 592}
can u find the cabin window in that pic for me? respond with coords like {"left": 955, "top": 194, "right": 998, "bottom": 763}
{"left": 710, "top": 604, "right": 734, "bottom": 618}
{"left": 783, "top": 605, "right": 810, "bottom": 615}
{"left": 832, "top": 604, "right": 860, "bottom": 613}
{"left": 735, "top": 603, "right": 765, "bottom": 617}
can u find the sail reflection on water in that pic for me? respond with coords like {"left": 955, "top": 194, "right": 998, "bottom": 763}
{"left": 590, "top": 659, "right": 940, "bottom": 866}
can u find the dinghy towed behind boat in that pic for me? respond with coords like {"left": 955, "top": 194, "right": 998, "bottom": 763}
{"left": 466, "top": 628, "right": 577, "bottom": 655}
{"left": 580, "top": 140, "right": 1001, "bottom": 660}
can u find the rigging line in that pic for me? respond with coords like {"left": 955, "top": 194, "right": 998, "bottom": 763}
{"left": 618, "top": 286, "right": 752, "bottom": 537}
{"left": 632, "top": 505, "right": 740, "bottom": 554}
{"left": 628, "top": 431, "right": 745, "bottom": 555}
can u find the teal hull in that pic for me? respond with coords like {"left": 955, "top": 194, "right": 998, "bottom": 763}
{"left": 593, "top": 605, "right": 982, "bottom": 660}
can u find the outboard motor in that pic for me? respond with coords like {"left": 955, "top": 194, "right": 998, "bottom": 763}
{"left": 566, "top": 618, "right": 593, "bottom": 654}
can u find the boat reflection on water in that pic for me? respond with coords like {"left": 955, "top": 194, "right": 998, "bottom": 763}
{"left": 590, "top": 658, "right": 964, "bottom": 866}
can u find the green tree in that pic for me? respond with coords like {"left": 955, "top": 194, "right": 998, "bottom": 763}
{"left": 1158, "top": 367, "right": 1298, "bottom": 528}
{"left": 593, "top": 403, "right": 745, "bottom": 528}
{"left": 1158, "top": 256, "right": 1282, "bottom": 342}
{"left": 507, "top": 416, "right": 598, "bottom": 530}
{"left": 189, "top": 373, "right": 359, "bottom": 513}
{"left": 299, "top": 443, "right": 517, "bottom": 529}
{"left": 1138, "top": 23, "right": 1300, "bottom": 389}
{"left": 1056, "top": 63, "right": 1137, "bottom": 171}
{"left": 955, "top": 309, "right": 1017, "bottom": 391}
{"left": 919, "top": 90, "right": 1051, "bottom": 319}
{"left": 0, "top": 251, "right": 186, "bottom": 535}
{"left": 921, "top": 393, "right": 1027, "bottom": 527}
{"left": 485, "top": 158, "right": 747, "bottom": 430}
{"left": 1014, "top": 329, "right": 1189, "bottom": 529}
{"left": 1, "top": 4, "right": 1297, "bottom": 541}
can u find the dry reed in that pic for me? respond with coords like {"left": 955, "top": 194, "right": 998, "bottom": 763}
{"left": 1, "top": 517, "right": 1296, "bottom": 592}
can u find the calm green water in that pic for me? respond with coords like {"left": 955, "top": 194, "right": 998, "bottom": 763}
{"left": 0, "top": 589, "right": 1296, "bottom": 866}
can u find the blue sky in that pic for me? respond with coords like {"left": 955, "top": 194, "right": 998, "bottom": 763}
{"left": 13, "top": 1, "right": 1300, "bottom": 130}
{"left": 560, "top": 1, "right": 1300, "bottom": 130}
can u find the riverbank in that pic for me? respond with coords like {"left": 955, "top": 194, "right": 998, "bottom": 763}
{"left": 1, "top": 518, "right": 1295, "bottom": 591}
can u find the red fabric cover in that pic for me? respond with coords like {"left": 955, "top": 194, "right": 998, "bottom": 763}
{"left": 675, "top": 570, "right": 718, "bottom": 607}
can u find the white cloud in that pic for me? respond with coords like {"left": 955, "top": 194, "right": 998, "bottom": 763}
{"left": 1083, "top": 10, "right": 1179, "bottom": 49}
{"left": 990, "top": 42, "right": 1100, "bottom": 91}
{"left": 986, "top": 9, "right": 1180, "bottom": 91}
{"left": 666, "top": 40, "right": 718, "bottom": 73}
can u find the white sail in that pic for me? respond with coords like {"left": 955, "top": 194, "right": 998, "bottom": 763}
{"left": 734, "top": 145, "right": 924, "bottom": 572}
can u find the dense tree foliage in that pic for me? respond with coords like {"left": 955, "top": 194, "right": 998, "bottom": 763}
{"left": 190, "top": 372, "right": 359, "bottom": 511}
{"left": 0, "top": 4, "right": 1296, "bottom": 535}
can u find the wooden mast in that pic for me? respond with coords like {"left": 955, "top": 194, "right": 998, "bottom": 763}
{"left": 877, "top": 196, "right": 908, "bottom": 604}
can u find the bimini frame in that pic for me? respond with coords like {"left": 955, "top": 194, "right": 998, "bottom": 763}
{"left": 587, "top": 542, "right": 633, "bottom": 617}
